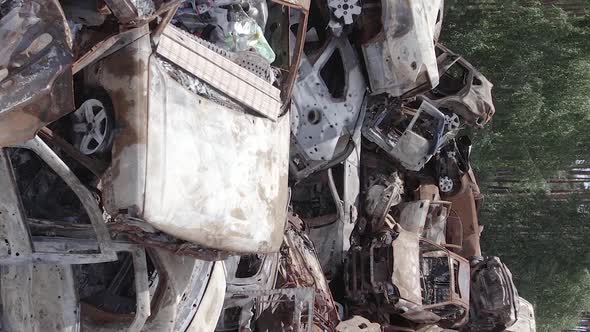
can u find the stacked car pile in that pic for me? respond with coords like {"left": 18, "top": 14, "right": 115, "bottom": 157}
{"left": 0, "top": 0, "right": 534, "bottom": 331}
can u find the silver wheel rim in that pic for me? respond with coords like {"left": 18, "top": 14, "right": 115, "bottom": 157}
{"left": 445, "top": 114, "right": 461, "bottom": 131}
{"left": 439, "top": 176, "right": 454, "bottom": 193}
{"left": 72, "top": 99, "right": 109, "bottom": 155}
{"left": 328, "top": 0, "right": 361, "bottom": 24}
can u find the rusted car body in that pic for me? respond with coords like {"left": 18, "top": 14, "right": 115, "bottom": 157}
{"left": 217, "top": 216, "right": 340, "bottom": 331}
{"left": 346, "top": 225, "right": 470, "bottom": 329}
{"left": 463, "top": 256, "right": 519, "bottom": 332}
{"left": 0, "top": 0, "right": 308, "bottom": 329}
{"left": 0, "top": 0, "right": 526, "bottom": 330}
{"left": 442, "top": 169, "right": 483, "bottom": 259}
{"left": 422, "top": 44, "right": 495, "bottom": 128}
{"left": 0, "top": 0, "right": 310, "bottom": 261}
{"left": 0, "top": 246, "right": 227, "bottom": 332}
{"left": 87, "top": 26, "right": 290, "bottom": 253}
{"left": 363, "top": 99, "right": 447, "bottom": 171}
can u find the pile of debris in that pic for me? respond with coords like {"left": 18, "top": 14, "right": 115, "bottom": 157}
{"left": 0, "top": 0, "right": 535, "bottom": 331}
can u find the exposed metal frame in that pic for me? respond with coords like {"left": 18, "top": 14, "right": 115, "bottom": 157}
{"left": 0, "top": 136, "right": 117, "bottom": 265}
{"left": 420, "top": 239, "right": 470, "bottom": 310}
{"left": 79, "top": 243, "right": 152, "bottom": 332}
{"left": 362, "top": 100, "right": 446, "bottom": 171}
{"left": 227, "top": 287, "right": 315, "bottom": 332}
{"left": 80, "top": 247, "right": 169, "bottom": 330}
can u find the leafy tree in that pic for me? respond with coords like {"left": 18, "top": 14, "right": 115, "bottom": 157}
{"left": 441, "top": 1, "right": 590, "bottom": 330}
{"left": 442, "top": 0, "right": 590, "bottom": 188}
{"left": 481, "top": 194, "right": 590, "bottom": 331}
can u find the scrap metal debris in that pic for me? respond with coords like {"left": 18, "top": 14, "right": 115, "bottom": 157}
{"left": 0, "top": 0, "right": 534, "bottom": 331}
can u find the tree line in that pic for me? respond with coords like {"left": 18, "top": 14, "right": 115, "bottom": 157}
{"left": 441, "top": 1, "right": 590, "bottom": 330}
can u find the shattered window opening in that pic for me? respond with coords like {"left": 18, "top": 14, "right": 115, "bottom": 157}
{"left": 434, "top": 62, "right": 468, "bottom": 97}
{"left": 420, "top": 250, "right": 452, "bottom": 306}
{"left": 235, "top": 254, "right": 265, "bottom": 278}
{"left": 9, "top": 147, "right": 93, "bottom": 225}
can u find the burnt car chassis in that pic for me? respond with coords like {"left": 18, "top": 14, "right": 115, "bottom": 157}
{"left": 0, "top": 0, "right": 532, "bottom": 331}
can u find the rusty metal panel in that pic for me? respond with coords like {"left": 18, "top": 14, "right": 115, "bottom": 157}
{"left": 0, "top": 149, "right": 33, "bottom": 260}
{"left": 446, "top": 173, "right": 482, "bottom": 258}
{"left": 0, "top": 138, "right": 117, "bottom": 265}
{"left": 92, "top": 34, "right": 152, "bottom": 218}
{"left": 157, "top": 25, "right": 281, "bottom": 121}
{"left": 0, "top": 0, "right": 74, "bottom": 147}
{"left": 22, "top": 137, "right": 117, "bottom": 262}
{"left": 73, "top": 25, "right": 150, "bottom": 74}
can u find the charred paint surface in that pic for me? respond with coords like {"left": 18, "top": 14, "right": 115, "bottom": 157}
{"left": 0, "top": 0, "right": 74, "bottom": 147}
{"left": 139, "top": 58, "right": 289, "bottom": 253}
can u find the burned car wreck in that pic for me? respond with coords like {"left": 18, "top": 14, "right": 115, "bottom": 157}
{"left": 0, "top": 0, "right": 533, "bottom": 331}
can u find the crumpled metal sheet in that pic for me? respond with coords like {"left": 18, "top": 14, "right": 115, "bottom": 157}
{"left": 391, "top": 230, "right": 422, "bottom": 305}
{"left": 282, "top": 218, "right": 340, "bottom": 330}
{"left": 0, "top": 0, "right": 74, "bottom": 147}
{"left": 423, "top": 44, "right": 496, "bottom": 128}
{"left": 362, "top": 0, "right": 443, "bottom": 97}
{"left": 290, "top": 37, "right": 366, "bottom": 178}
{"left": 466, "top": 257, "right": 519, "bottom": 331}
{"left": 141, "top": 57, "right": 289, "bottom": 253}
{"left": 362, "top": 100, "right": 446, "bottom": 171}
